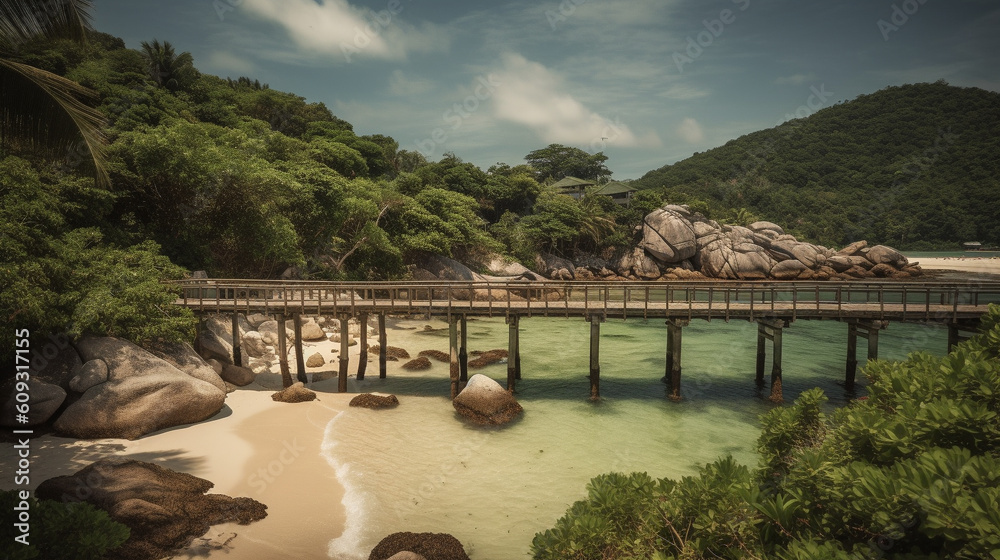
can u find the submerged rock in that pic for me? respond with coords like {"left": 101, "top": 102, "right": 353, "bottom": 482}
{"left": 350, "top": 393, "right": 400, "bottom": 409}
{"left": 35, "top": 458, "right": 267, "bottom": 560}
{"left": 452, "top": 374, "right": 523, "bottom": 426}
{"left": 369, "top": 532, "right": 470, "bottom": 560}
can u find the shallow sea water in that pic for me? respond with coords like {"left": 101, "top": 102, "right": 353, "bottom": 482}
{"left": 323, "top": 315, "right": 948, "bottom": 559}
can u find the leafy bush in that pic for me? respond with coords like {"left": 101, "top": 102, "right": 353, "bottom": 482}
{"left": 0, "top": 491, "right": 130, "bottom": 560}
{"left": 532, "top": 304, "right": 1000, "bottom": 559}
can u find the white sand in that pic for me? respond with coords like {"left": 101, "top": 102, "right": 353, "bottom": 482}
{"left": 911, "top": 257, "right": 1000, "bottom": 274}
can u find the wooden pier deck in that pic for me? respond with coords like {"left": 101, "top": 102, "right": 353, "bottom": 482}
{"left": 170, "top": 279, "right": 1000, "bottom": 402}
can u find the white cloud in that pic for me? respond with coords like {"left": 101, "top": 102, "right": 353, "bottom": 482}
{"left": 775, "top": 73, "right": 818, "bottom": 86}
{"left": 241, "top": 0, "right": 448, "bottom": 63}
{"left": 490, "top": 53, "right": 661, "bottom": 149}
{"left": 676, "top": 118, "right": 704, "bottom": 144}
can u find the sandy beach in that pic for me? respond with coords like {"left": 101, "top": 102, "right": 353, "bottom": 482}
{"left": 911, "top": 256, "right": 1000, "bottom": 275}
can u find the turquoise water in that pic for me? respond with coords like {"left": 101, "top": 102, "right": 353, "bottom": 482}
{"left": 323, "top": 316, "right": 948, "bottom": 559}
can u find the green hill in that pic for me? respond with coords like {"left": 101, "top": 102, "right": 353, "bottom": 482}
{"left": 632, "top": 82, "right": 1000, "bottom": 249}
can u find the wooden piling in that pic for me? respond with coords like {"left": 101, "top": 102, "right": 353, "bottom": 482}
{"left": 293, "top": 313, "right": 307, "bottom": 383}
{"left": 948, "top": 323, "right": 959, "bottom": 351}
{"left": 514, "top": 318, "right": 522, "bottom": 381}
{"left": 846, "top": 322, "right": 858, "bottom": 391}
{"left": 449, "top": 315, "right": 460, "bottom": 398}
{"left": 666, "top": 319, "right": 685, "bottom": 400}
{"left": 506, "top": 314, "right": 519, "bottom": 391}
{"left": 867, "top": 324, "right": 879, "bottom": 362}
{"left": 231, "top": 313, "right": 242, "bottom": 367}
{"left": 276, "top": 312, "right": 292, "bottom": 388}
{"left": 589, "top": 315, "right": 603, "bottom": 400}
{"left": 770, "top": 325, "right": 783, "bottom": 403}
{"left": 755, "top": 324, "right": 766, "bottom": 387}
{"left": 459, "top": 314, "right": 468, "bottom": 388}
{"left": 378, "top": 313, "right": 387, "bottom": 379}
{"left": 357, "top": 313, "right": 368, "bottom": 380}
{"left": 338, "top": 316, "right": 349, "bottom": 393}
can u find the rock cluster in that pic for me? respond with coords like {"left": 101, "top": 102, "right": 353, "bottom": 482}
{"left": 526, "top": 205, "right": 920, "bottom": 282}
{"left": 35, "top": 458, "right": 267, "bottom": 560}
{"left": 452, "top": 374, "right": 523, "bottom": 426}
{"left": 54, "top": 337, "right": 227, "bottom": 439}
{"left": 369, "top": 532, "right": 470, "bottom": 560}
{"left": 271, "top": 382, "right": 317, "bottom": 403}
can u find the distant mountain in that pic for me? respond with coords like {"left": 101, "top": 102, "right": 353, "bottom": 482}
{"left": 632, "top": 82, "right": 1000, "bottom": 249}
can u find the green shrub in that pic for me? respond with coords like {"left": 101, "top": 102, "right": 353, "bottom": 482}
{"left": 0, "top": 491, "right": 130, "bottom": 560}
{"left": 532, "top": 304, "right": 1000, "bottom": 560}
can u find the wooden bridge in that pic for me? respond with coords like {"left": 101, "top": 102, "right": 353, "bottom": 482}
{"left": 171, "top": 279, "right": 1000, "bottom": 402}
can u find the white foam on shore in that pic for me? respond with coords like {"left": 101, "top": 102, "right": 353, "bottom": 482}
{"left": 321, "top": 410, "right": 371, "bottom": 560}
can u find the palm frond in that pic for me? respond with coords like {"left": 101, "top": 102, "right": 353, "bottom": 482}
{"left": 0, "top": 58, "right": 107, "bottom": 186}
{"left": 0, "top": 0, "right": 94, "bottom": 50}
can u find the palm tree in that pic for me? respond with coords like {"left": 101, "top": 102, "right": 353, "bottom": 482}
{"left": 139, "top": 39, "right": 195, "bottom": 91}
{"left": 0, "top": 0, "right": 107, "bottom": 185}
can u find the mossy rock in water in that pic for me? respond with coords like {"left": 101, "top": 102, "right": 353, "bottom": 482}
{"left": 452, "top": 374, "right": 523, "bottom": 426}
{"left": 350, "top": 393, "right": 399, "bottom": 409}
{"left": 419, "top": 349, "right": 451, "bottom": 362}
{"left": 369, "top": 344, "right": 410, "bottom": 359}
{"left": 369, "top": 531, "right": 469, "bottom": 560}
{"left": 401, "top": 357, "right": 432, "bottom": 370}
{"left": 468, "top": 349, "right": 508, "bottom": 368}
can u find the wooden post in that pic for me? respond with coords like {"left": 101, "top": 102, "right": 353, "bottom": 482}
{"left": 514, "top": 318, "right": 522, "bottom": 381}
{"left": 667, "top": 319, "right": 684, "bottom": 401}
{"left": 589, "top": 315, "right": 603, "bottom": 400}
{"left": 277, "top": 313, "right": 292, "bottom": 388}
{"left": 770, "top": 324, "right": 783, "bottom": 403}
{"left": 948, "top": 323, "right": 959, "bottom": 351}
{"left": 378, "top": 313, "right": 387, "bottom": 379}
{"left": 293, "top": 313, "right": 307, "bottom": 383}
{"left": 231, "top": 313, "right": 242, "bottom": 367}
{"left": 357, "top": 313, "right": 368, "bottom": 380}
{"left": 338, "top": 316, "right": 349, "bottom": 393}
{"left": 846, "top": 322, "right": 858, "bottom": 391}
{"left": 459, "top": 315, "right": 468, "bottom": 388}
{"left": 755, "top": 323, "right": 766, "bottom": 387}
{"left": 506, "top": 314, "right": 518, "bottom": 391}
{"left": 867, "top": 324, "right": 879, "bottom": 362}
{"left": 449, "top": 315, "right": 460, "bottom": 398}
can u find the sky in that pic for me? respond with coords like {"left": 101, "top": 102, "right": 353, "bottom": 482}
{"left": 92, "top": 0, "right": 1000, "bottom": 179}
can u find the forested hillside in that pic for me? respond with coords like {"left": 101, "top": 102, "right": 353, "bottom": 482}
{"left": 633, "top": 82, "right": 1000, "bottom": 249}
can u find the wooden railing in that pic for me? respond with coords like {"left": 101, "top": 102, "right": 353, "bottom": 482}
{"left": 168, "top": 279, "right": 1000, "bottom": 323}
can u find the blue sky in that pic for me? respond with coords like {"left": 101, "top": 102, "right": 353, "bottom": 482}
{"left": 93, "top": 0, "right": 999, "bottom": 179}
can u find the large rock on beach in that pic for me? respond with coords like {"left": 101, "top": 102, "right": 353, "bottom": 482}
{"left": 54, "top": 337, "right": 226, "bottom": 439}
{"left": 147, "top": 340, "right": 228, "bottom": 393}
{"left": 69, "top": 359, "right": 109, "bottom": 393}
{"left": 258, "top": 320, "right": 295, "bottom": 346}
{"left": 35, "top": 458, "right": 267, "bottom": 560}
{"left": 240, "top": 330, "right": 269, "bottom": 358}
{"left": 369, "top": 532, "right": 470, "bottom": 560}
{"left": 220, "top": 363, "right": 255, "bottom": 386}
{"left": 866, "top": 245, "right": 908, "bottom": 268}
{"left": 299, "top": 318, "right": 327, "bottom": 341}
{"left": 640, "top": 207, "right": 697, "bottom": 263}
{"left": 196, "top": 328, "right": 233, "bottom": 364}
{"left": 452, "top": 374, "right": 523, "bottom": 425}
